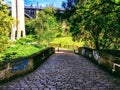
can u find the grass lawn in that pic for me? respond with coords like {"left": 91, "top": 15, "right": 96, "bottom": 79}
{"left": 0, "top": 44, "right": 43, "bottom": 62}
{"left": 50, "top": 36, "right": 84, "bottom": 49}
{"left": 0, "top": 36, "right": 84, "bottom": 62}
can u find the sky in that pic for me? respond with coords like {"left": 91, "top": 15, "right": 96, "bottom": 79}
{"left": 3, "top": 0, "right": 67, "bottom": 8}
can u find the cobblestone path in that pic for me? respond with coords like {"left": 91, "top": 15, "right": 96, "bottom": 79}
{"left": 0, "top": 51, "right": 120, "bottom": 90}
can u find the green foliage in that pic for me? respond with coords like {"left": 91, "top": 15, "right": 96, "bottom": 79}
{"left": 63, "top": 0, "right": 120, "bottom": 50}
{"left": 0, "top": 2, "right": 14, "bottom": 52}
{"left": 0, "top": 44, "right": 40, "bottom": 62}
{"left": 15, "top": 35, "right": 36, "bottom": 45}
{"left": 0, "top": 37, "right": 11, "bottom": 52}
{"left": 0, "top": 35, "right": 42, "bottom": 62}
{"left": 50, "top": 36, "right": 84, "bottom": 48}
{"left": 25, "top": 19, "right": 35, "bottom": 35}
{"left": 112, "top": 0, "right": 120, "bottom": 4}
{"left": 33, "top": 7, "right": 62, "bottom": 47}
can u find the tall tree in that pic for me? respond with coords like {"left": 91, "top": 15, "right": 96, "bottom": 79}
{"left": 33, "top": 7, "right": 61, "bottom": 47}
{"left": 62, "top": 0, "right": 87, "bottom": 20}
{"left": 0, "top": 1, "right": 13, "bottom": 52}
{"left": 63, "top": 0, "right": 120, "bottom": 50}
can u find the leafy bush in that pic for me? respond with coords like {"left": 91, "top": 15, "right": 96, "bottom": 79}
{"left": 50, "top": 36, "right": 84, "bottom": 49}
{"left": 0, "top": 44, "right": 41, "bottom": 62}
{"left": 0, "top": 2, "right": 13, "bottom": 53}
{"left": 33, "top": 7, "right": 62, "bottom": 48}
{"left": 100, "top": 50, "right": 120, "bottom": 57}
{"left": 0, "top": 35, "right": 43, "bottom": 62}
{"left": 15, "top": 35, "right": 36, "bottom": 45}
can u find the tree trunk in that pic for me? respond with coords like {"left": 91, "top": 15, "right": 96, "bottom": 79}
{"left": 95, "top": 38, "right": 100, "bottom": 50}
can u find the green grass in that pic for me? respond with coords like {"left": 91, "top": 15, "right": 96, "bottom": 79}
{"left": 0, "top": 36, "right": 84, "bottom": 62}
{"left": 0, "top": 35, "right": 51, "bottom": 62}
{"left": 0, "top": 44, "right": 41, "bottom": 62}
{"left": 50, "top": 36, "right": 84, "bottom": 49}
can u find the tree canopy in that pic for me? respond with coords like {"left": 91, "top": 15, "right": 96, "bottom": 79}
{"left": 62, "top": 0, "right": 120, "bottom": 50}
{"left": 32, "top": 7, "right": 62, "bottom": 47}
{"left": 0, "top": 1, "right": 13, "bottom": 52}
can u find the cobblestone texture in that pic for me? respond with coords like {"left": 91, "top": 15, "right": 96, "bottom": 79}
{"left": 0, "top": 51, "right": 120, "bottom": 90}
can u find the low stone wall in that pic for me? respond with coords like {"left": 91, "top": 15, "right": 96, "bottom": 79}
{"left": 78, "top": 47, "right": 120, "bottom": 76}
{"left": 0, "top": 47, "right": 55, "bottom": 82}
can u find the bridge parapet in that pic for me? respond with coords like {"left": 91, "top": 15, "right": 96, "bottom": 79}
{"left": 78, "top": 47, "right": 120, "bottom": 76}
{"left": 0, "top": 47, "right": 55, "bottom": 83}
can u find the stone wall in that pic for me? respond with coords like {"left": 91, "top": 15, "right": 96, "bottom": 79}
{"left": 78, "top": 47, "right": 120, "bottom": 76}
{"left": 0, "top": 47, "right": 55, "bottom": 82}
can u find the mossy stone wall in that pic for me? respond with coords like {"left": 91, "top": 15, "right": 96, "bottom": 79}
{"left": 0, "top": 47, "right": 55, "bottom": 82}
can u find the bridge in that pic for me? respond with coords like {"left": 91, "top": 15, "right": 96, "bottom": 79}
{"left": 0, "top": 50, "right": 120, "bottom": 90}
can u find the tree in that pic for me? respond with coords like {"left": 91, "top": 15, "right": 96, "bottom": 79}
{"left": 63, "top": 0, "right": 120, "bottom": 50}
{"left": 25, "top": 17, "right": 35, "bottom": 35}
{"left": 62, "top": 0, "right": 87, "bottom": 20}
{"left": 0, "top": 1, "right": 13, "bottom": 52}
{"left": 33, "top": 7, "right": 61, "bottom": 47}
{"left": 81, "top": 0, "right": 120, "bottom": 50}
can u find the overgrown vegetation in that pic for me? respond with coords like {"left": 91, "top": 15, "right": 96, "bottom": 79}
{"left": 50, "top": 36, "right": 84, "bottom": 48}
{"left": 0, "top": 36, "right": 41, "bottom": 62}
{"left": 26, "top": 7, "right": 62, "bottom": 47}
{"left": 0, "top": 0, "right": 120, "bottom": 62}
{"left": 62, "top": 0, "right": 120, "bottom": 50}
{"left": 0, "top": 5, "right": 64, "bottom": 62}
{"left": 0, "top": 1, "right": 13, "bottom": 53}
